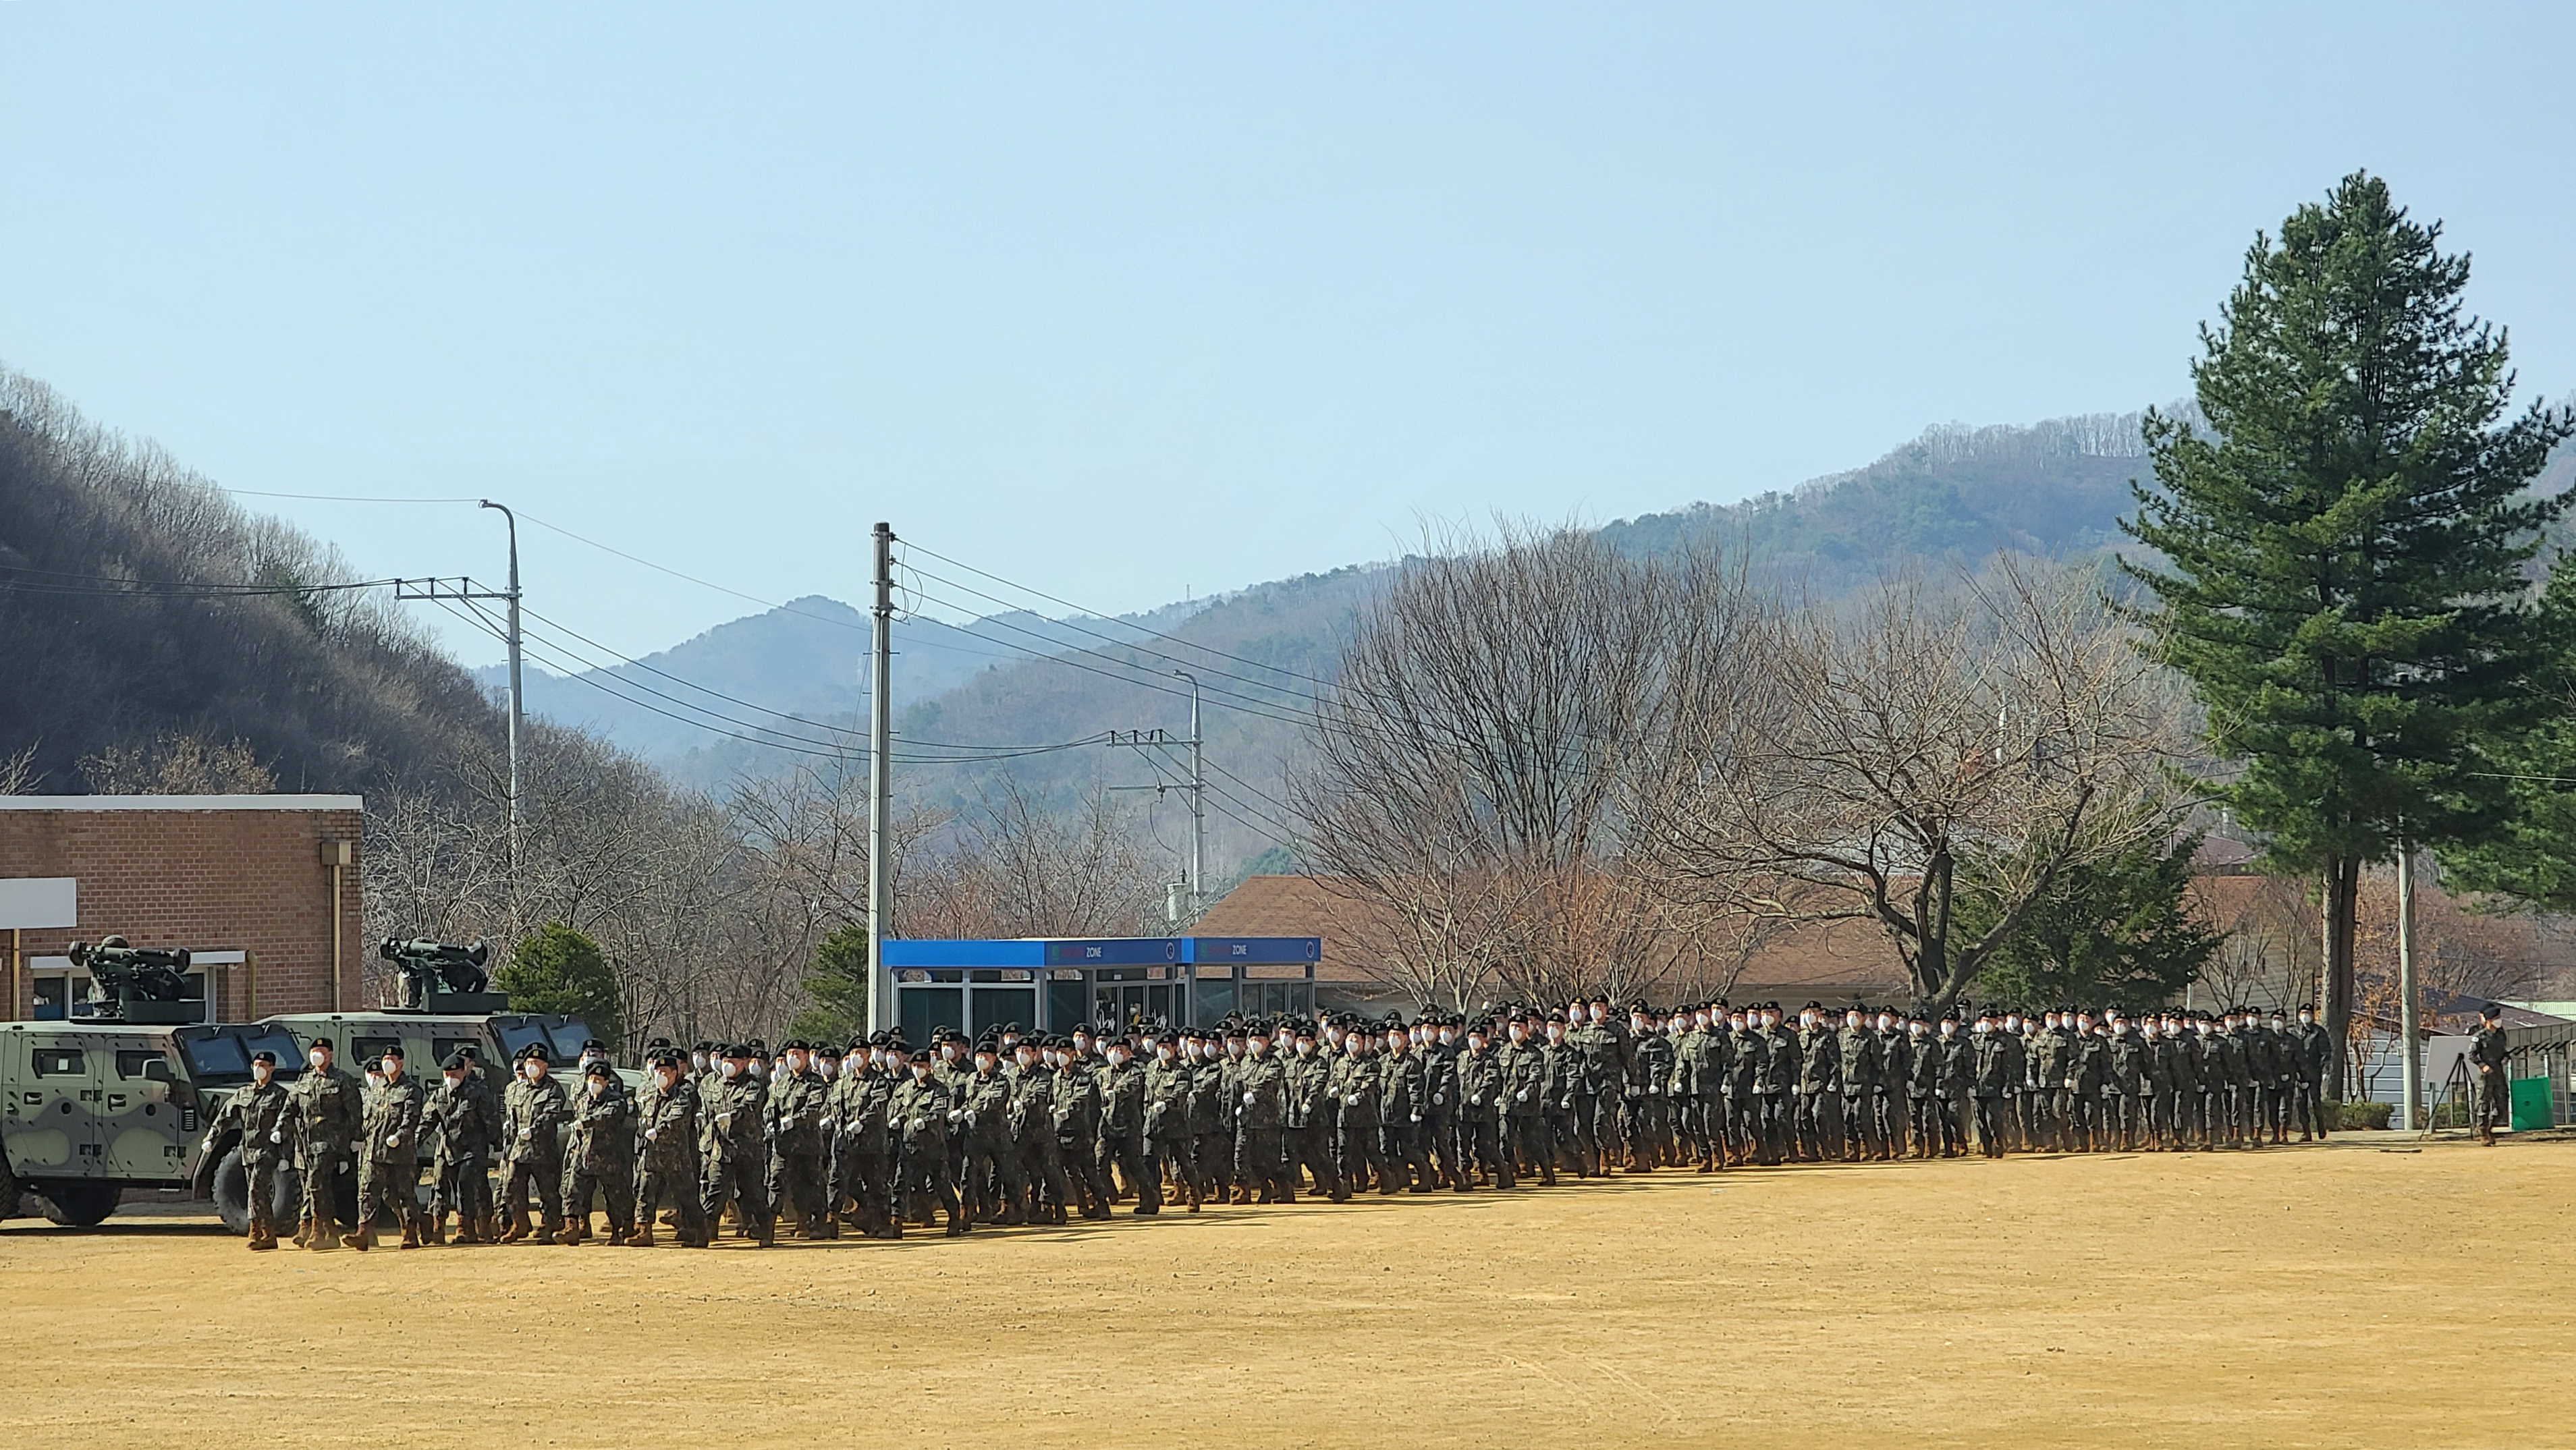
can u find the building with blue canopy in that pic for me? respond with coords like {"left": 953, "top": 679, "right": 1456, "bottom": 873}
{"left": 879, "top": 935, "right": 1322, "bottom": 1044}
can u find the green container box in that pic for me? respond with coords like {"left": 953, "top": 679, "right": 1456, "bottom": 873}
{"left": 2508, "top": 1077, "right": 2554, "bottom": 1132}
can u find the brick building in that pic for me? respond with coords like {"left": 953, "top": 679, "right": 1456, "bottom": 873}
{"left": 0, "top": 795, "right": 362, "bottom": 1022}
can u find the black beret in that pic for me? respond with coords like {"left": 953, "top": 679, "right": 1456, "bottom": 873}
{"left": 308, "top": 1036, "right": 335, "bottom": 1052}
{"left": 2482, "top": 1003, "right": 2503, "bottom": 1019}
{"left": 250, "top": 1049, "right": 277, "bottom": 1065}
{"left": 379, "top": 1042, "right": 405, "bottom": 1059}
{"left": 585, "top": 1061, "right": 614, "bottom": 1079}
{"left": 692, "top": 1040, "right": 715, "bottom": 1053}
{"left": 1003, "top": 1022, "right": 1024, "bottom": 1035}
{"left": 583, "top": 1038, "right": 608, "bottom": 1051}
{"left": 442, "top": 1051, "right": 473, "bottom": 1071}
{"left": 722, "top": 1042, "right": 751, "bottom": 1059}
{"left": 522, "top": 1042, "right": 551, "bottom": 1062}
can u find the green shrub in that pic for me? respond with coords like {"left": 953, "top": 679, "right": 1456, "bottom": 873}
{"left": 2325, "top": 1100, "right": 2393, "bottom": 1131}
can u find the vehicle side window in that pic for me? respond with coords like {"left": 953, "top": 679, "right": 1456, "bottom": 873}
{"left": 33, "top": 1049, "right": 86, "bottom": 1076}
{"left": 432, "top": 1038, "right": 481, "bottom": 1074}
{"left": 353, "top": 1036, "right": 404, "bottom": 1068}
{"left": 115, "top": 1050, "right": 163, "bottom": 1078}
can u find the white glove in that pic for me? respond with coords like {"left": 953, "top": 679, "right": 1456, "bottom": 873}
{"left": 948, "top": 1109, "right": 964, "bottom": 1123}
{"left": 1469, "top": 1094, "right": 1483, "bottom": 1106}
{"left": 1410, "top": 1113, "right": 1422, "bottom": 1123}
{"left": 1344, "top": 1094, "right": 1359, "bottom": 1107}
{"left": 908, "top": 1119, "right": 926, "bottom": 1132}
{"left": 644, "top": 1127, "right": 659, "bottom": 1141}
{"left": 1560, "top": 1098, "right": 1571, "bottom": 1109}
{"left": 1432, "top": 1094, "right": 1444, "bottom": 1106}
{"left": 267, "top": 1129, "right": 281, "bottom": 1144}
{"left": 821, "top": 1117, "right": 836, "bottom": 1132}
{"left": 386, "top": 1133, "right": 402, "bottom": 1147}
{"left": 1648, "top": 1086, "right": 1660, "bottom": 1095}
{"left": 1514, "top": 1090, "right": 1529, "bottom": 1102}
{"left": 716, "top": 1111, "right": 734, "bottom": 1132}
{"left": 1242, "top": 1092, "right": 1255, "bottom": 1106}
{"left": 350, "top": 1139, "right": 363, "bottom": 1154}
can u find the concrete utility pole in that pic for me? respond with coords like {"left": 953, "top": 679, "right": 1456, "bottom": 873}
{"left": 479, "top": 500, "right": 525, "bottom": 880}
{"left": 867, "top": 521, "right": 895, "bottom": 1034}
{"left": 1178, "top": 670, "right": 1204, "bottom": 922}
{"left": 2397, "top": 838, "right": 2421, "bottom": 1132}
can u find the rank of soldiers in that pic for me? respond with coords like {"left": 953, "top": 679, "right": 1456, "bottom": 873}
{"left": 204, "top": 995, "right": 2340, "bottom": 1252}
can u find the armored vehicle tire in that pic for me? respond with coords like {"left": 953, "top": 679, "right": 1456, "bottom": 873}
{"left": 34, "top": 1180, "right": 120, "bottom": 1228}
{"left": 211, "top": 1148, "right": 302, "bottom": 1235}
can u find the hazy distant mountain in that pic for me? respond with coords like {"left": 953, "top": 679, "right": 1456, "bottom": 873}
{"left": 496, "top": 409, "right": 2214, "bottom": 882}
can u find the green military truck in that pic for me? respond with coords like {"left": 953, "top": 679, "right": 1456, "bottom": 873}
{"left": 1, "top": 1017, "right": 309, "bottom": 1229}
{"left": 2, "top": 1009, "right": 613, "bottom": 1232}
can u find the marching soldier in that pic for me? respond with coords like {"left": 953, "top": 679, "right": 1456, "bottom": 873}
{"left": 1626, "top": 1005, "right": 1674, "bottom": 1171}
{"left": 2291, "top": 1005, "right": 2332, "bottom": 1141}
{"left": 1969, "top": 1013, "right": 2010, "bottom": 1156}
{"left": 1283, "top": 1021, "right": 1342, "bottom": 1202}
{"left": 1006, "top": 1037, "right": 1069, "bottom": 1226}
{"left": 500, "top": 1044, "right": 570, "bottom": 1243}
{"left": 564, "top": 1059, "right": 636, "bottom": 1245}
{"left": 1833, "top": 1007, "right": 1879, "bottom": 1163}
{"left": 1904, "top": 1015, "right": 1942, "bottom": 1158}
{"left": 892, "top": 1049, "right": 969, "bottom": 1235}
{"left": 2106, "top": 1012, "right": 2147, "bottom": 1152}
{"left": 701, "top": 1042, "right": 775, "bottom": 1247}
{"left": 1499, "top": 1012, "right": 1554, "bottom": 1186}
{"left": 349, "top": 1042, "right": 424, "bottom": 1250}
{"left": 424, "top": 1050, "right": 500, "bottom": 1244}
{"left": 1098, "top": 1034, "right": 1161, "bottom": 1216}
{"left": 1145, "top": 1032, "right": 1203, "bottom": 1212}
{"left": 632, "top": 1047, "right": 707, "bottom": 1248}
{"left": 287, "top": 1035, "right": 362, "bottom": 1250}
{"left": 765, "top": 1040, "right": 832, "bottom": 1238}
{"left": 207, "top": 1048, "right": 296, "bottom": 1250}
{"left": 1232, "top": 1022, "right": 1292, "bottom": 1204}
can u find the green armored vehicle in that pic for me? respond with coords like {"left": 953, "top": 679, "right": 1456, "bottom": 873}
{"left": 3, "top": 935, "right": 616, "bottom": 1232}
{"left": 1, "top": 1016, "right": 310, "bottom": 1229}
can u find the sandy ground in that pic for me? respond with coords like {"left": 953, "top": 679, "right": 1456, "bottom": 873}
{"left": 3, "top": 1133, "right": 2570, "bottom": 1449}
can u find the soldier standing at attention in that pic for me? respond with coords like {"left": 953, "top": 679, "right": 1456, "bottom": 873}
{"left": 837, "top": 1035, "right": 902, "bottom": 1237}
{"left": 1326, "top": 1026, "right": 1386, "bottom": 1194}
{"left": 1541, "top": 1011, "right": 1589, "bottom": 1177}
{"left": 2291, "top": 1004, "right": 2332, "bottom": 1141}
{"left": 422, "top": 1051, "right": 498, "bottom": 1244}
{"left": 350, "top": 1043, "right": 424, "bottom": 1250}
{"left": 765, "top": 1040, "right": 832, "bottom": 1237}
{"left": 702, "top": 1042, "right": 776, "bottom": 1247}
{"left": 500, "top": 1044, "right": 570, "bottom": 1243}
{"left": 1903, "top": 1015, "right": 1940, "bottom": 1158}
{"left": 1873, "top": 1009, "right": 1910, "bottom": 1161}
{"left": 1969, "top": 1013, "right": 2009, "bottom": 1156}
{"left": 287, "top": 1035, "right": 362, "bottom": 1250}
{"left": 1418, "top": 1015, "right": 1461, "bottom": 1190}
{"left": 207, "top": 1049, "right": 296, "bottom": 1250}
{"left": 1626, "top": 1005, "right": 1674, "bottom": 1171}
{"left": 564, "top": 1059, "right": 636, "bottom": 1245}
{"left": 2105, "top": 1012, "right": 2147, "bottom": 1152}
{"left": 892, "top": 1049, "right": 969, "bottom": 1234}
{"left": 1049, "top": 1036, "right": 1111, "bottom": 1218}
{"left": 1183, "top": 1028, "right": 1230, "bottom": 1206}
{"left": 2471, "top": 1003, "right": 2511, "bottom": 1146}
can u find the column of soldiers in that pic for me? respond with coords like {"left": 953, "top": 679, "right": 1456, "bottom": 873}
{"left": 212, "top": 996, "right": 2346, "bottom": 1252}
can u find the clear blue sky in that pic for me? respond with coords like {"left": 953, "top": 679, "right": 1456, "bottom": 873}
{"left": 4, "top": 3, "right": 2570, "bottom": 669}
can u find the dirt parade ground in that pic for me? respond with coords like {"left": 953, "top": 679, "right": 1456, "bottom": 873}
{"left": 4, "top": 1136, "right": 2570, "bottom": 1449}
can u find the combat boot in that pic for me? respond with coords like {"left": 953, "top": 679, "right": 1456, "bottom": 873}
{"left": 453, "top": 1215, "right": 482, "bottom": 1245}
{"left": 501, "top": 1208, "right": 529, "bottom": 1243}
{"left": 532, "top": 1217, "right": 557, "bottom": 1245}
{"left": 426, "top": 1211, "right": 448, "bottom": 1245}
{"left": 292, "top": 1215, "right": 312, "bottom": 1247}
{"left": 943, "top": 1206, "right": 970, "bottom": 1236}
{"left": 562, "top": 1214, "right": 591, "bottom": 1244}
{"left": 1539, "top": 1162, "right": 1558, "bottom": 1186}
{"left": 348, "top": 1221, "right": 375, "bottom": 1252}
{"left": 1229, "top": 1186, "right": 1253, "bottom": 1205}
{"left": 312, "top": 1217, "right": 341, "bottom": 1251}
{"left": 248, "top": 1223, "right": 277, "bottom": 1250}
{"left": 481, "top": 1211, "right": 504, "bottom": 1242}
{"left": 755, "top": 1215, "right": 775, "bottom": 1248}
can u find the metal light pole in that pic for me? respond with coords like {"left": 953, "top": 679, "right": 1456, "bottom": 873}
{"left": 866, "top": 521, "right": 895, "bottom": 1033}
{"left": 2397, "top": 838, "right": 2421, "bottom": 1132}
{"left": 478, "top": 500, "right": 524, "bottom": 882}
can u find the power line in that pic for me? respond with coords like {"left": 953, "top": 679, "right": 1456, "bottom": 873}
{"left": 221, "top": 489, "right": 482, "bottom": 504}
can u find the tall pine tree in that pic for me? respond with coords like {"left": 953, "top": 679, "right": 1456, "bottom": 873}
{"left": 2124, "top": 172, "right": 2572, "bottom": 1094}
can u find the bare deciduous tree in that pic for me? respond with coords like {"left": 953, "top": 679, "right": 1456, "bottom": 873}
{"left": 1660, "top": 557, "right": 2187, "bottom": 1011}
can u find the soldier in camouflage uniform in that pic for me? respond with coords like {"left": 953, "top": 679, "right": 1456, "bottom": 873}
{"left": 1145, "top": 1032, "right": 1203, "bottom": 1212}
{"left": 701, "top": 1042, "right": 775, "bottom": 1247}
{"left": 2470, "top": 1002, "right": 2511, "bottom": 1146}
{"left": 1006, "top": 1038, "right": 1070, "bottom": 1226}
{"left": 1186, "top": 1028, "right": 1232, "bottom": 1205}
{"left": 500, "top": 1043, "right": 570, "bottom": 1243}
{"left": 632, "top": 1047, "right": 707, "bottom": 1248}
{"left": 563, "top": 1059, "right": 636, "bottom": 1244}
{"left": 1499, "top": 1012, "right": 1554, "bottom": 1186}
{"left": 1230, "top": 1022, "right": 1291, "bottom": 1203}
{"left": 287, "top": 1035, "right": 362, "bottom": 1250}
{"left": 207, "top": 1049, "right": 296, "bottom": 1250}
{"left": 1454, "top": 1020, "right": 1511, "bottom": 1189}
{"left": 892, "top": 1050, "right": 969, "bottom": 1235}
{"left": 1282, "top": 1021, "right": 1342, "bottom": 1202}
{"left": 1095, "top": 1035, "right": 1160, "bottom": 1216}
{"left": 1832, "top": 1007, "right": 1879, "bottom": 1163}
{"left": 763, "top": 1039, "right": 831, "bottom": 1237}
{"left": 829, "top": 1035, "right": 900, "bottom": 1237}
{"left": 349, "top": 1042, "right": 424, "bottom": 1250}
{"left": 1051, "top": 1037, "right": 1112, "bottom": 1218}
{"left": 422, "top": 1051, "right": 500, "bottom": 1244}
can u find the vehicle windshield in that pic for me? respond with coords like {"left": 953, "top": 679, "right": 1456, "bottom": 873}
{"left": 493, "top": 1020, "right": 551, "bottom": 1060}
{"left": 182, "top": 1027, "right": 306, "bottom": 1086}
{"left": 549, "top": 1022, "right": 594, "bottom": 1061}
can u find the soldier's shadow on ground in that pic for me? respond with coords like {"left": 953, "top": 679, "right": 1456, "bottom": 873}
{"left": 0, "top": 1220, "right": 235, "bottom": 1237}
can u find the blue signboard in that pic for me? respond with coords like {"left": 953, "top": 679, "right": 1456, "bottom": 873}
{"left": 878, "top": 936, "right": 1321, "bottom": 969}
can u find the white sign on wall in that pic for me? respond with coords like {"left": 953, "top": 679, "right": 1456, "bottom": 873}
{"left": 0, "top": 877, "right": 78, "bottom": 930}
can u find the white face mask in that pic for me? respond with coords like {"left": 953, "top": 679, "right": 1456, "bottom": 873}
{"left": 1545, "top": 1026, "right": 1563, "bottom": 1042}
{"left": 1249, "top": 1039, "right": 1268, "bottom": 1057}
{"left": 383, "top": 1058, "right": 402, "bottom": 1078}
{"left": 1938, "top": 1024, "right": 1954, "bottom": 1038}
{"left": 308, "top": 1050, "right": 329, "bottom": 1069}
{"left": 1294, "top": 1040, "right": 1313, "bottom": 1056}
{"left": 912, "top": 1065, "right": 932, "bottom": 1082}
{"left": 1587, "top": 1007, "right": 1605, "bottom": 1023}
{"left": 1156, "top": 1047, "right": 1174, "bottom": 1063}
{"left": 653, "top": 1071, "right": 676, "bottom": 1090}
{"left": 443, "top": 1072, "right": 465, "bottom": 1090}
{"left": 748, "top": 1060, "right": 768, "bottom": 1079}
{"left": 720, "top": 1061, "right": 741, "bottom": 1079}
{"left": 2298, "top": 1012, "right": 2313, "bottom": 1025}
{"left": 586, "top": 1078, "right": 605, "bottom": 1097}
{"left": 786, "top": 1052, "right": 809, "bottom": 1074}
{"left": 1508, "top": 1026, "right": 1527, "bottom": 1042}
{"left": 819, "top": 1056, "right": 841, "bottom": 1079}
{"left": 252, "top": 1063, "right": 273, "bottom": 1084}
{"left": 522, "top": 1062, "right": 544, "bottom": 1081}
{"left": 690, "top": 1053, "right": 709, "bottom": 1073}
{"left": 1973, "top": 1022, "right": 1990, "bottom": 1035}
